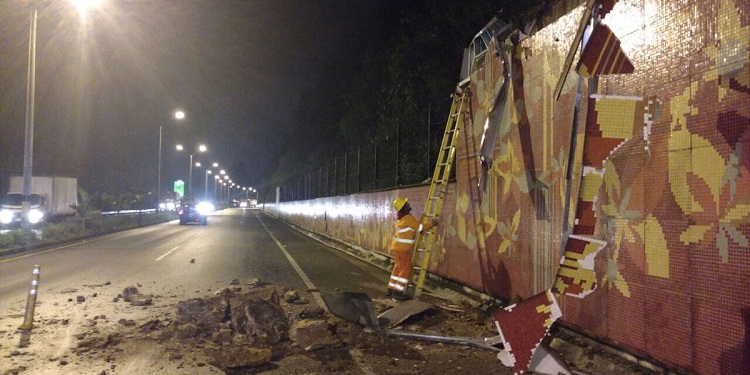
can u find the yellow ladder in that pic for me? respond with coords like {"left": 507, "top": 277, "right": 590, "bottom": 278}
{"left": 409, "top": 86, "right": 469, "bottom": 298}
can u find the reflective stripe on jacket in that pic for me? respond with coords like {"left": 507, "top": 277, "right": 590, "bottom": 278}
{"left": 390, "top": 214, "right": 433, "bottom": 252}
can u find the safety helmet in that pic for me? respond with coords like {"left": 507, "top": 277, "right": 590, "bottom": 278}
{"left": 392, "top": 197, "right": 408, "bottom": 211}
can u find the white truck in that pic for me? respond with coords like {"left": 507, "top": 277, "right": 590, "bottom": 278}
{"left": 0, "top": 176, "right": 78, "bottom": 226}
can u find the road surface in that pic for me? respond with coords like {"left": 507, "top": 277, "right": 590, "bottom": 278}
{"left": 1, "top": 208, "right": 388, "bottom": 303}
{"left": 0, "top": 209, "right": 518, "bottom": 375}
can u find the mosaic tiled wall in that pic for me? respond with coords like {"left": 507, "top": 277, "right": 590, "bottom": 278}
{"left": 267, "top": 0, "right": 750, "bottom": 372}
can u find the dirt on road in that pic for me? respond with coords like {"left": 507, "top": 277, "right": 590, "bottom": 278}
{"left": 0, "top": 279, "right": 657, "bottom": 375}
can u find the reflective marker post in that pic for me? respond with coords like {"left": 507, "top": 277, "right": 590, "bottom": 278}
{"left": 18, "top": 265, "right": 40, "bottom": 331}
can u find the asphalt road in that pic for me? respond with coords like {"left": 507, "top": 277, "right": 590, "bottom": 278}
{"left": 0, "top": 208, "right": 388, "bottom": 308}
{"left": 0, "top": 209, "right": 651, "bottom": 375}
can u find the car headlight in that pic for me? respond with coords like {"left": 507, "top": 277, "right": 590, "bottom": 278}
{"left": 0, "top": 210, "right": 14, "bottom": 224}
{"left": 27, "top": 209, "right": 45, "bottom": 224}
{"left": 196, "top": 202, "right": 215, "bottom": 215}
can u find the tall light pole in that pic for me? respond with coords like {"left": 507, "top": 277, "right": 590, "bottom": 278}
{"left": 21, "top": 4, "right": 39, "bottom": 221}
{"left": 204, "top": 170, "right": 212, "bottom": 200}
{"left": 190, "top": 159, "right": 201, "bottom": 198}
{"left": 22, "top": 1, "right": 102, "bottom": 221}
{"left": 176, "top": 143, "right": 206, "bottom": 198}
{"left": 223, "top": 175, "right": 229, "bottom": 201}
{"left": 158, "top": 110, "right": 184, "bottom": 210}
{"left": 214, "top": 174, "right": 220, "bottom": 199}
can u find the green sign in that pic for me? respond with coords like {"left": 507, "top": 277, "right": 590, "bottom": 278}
{"left": 174, "top": 180, "right": 185, "bottom": 198}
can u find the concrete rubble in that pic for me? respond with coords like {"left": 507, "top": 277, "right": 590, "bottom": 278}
{"left": 0, "top": 277, "right": 665, "bottom": 375}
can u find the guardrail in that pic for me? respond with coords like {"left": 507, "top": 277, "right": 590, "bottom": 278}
{"left": 101, "top": 209, "right": 158, "bottom": 215}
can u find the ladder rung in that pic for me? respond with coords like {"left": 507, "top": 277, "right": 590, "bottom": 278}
{"left": 415, "top": 248, "right": 428, "bottom": 252}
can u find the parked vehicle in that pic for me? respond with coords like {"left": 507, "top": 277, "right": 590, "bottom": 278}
{"left": 0, "top": 176, "right": 78, "bottom": 226}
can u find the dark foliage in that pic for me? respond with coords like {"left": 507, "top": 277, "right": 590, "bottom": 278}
{"left": 271, "top": 0, "right": 543, "bottom": 196}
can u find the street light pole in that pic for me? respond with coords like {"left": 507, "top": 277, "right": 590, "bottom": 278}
{"left": 204, "top": 170, "right": 212, "bottom": 200}
{"left": 188, "top": 154, "right": 193, "bottom": 197}
{"left": 21, "top": 5, "right": 38, "bottom": 220}
{"left": 178, "top": 143, "right": 205, "bottom": 198}
{"left": 158, "top": 110, "right": 184, "bottom": 211}
{"left": 214, "top": 175, "right": 219, "bottom": 200}
{"left": 157, "top": 125, "right": 162, "bottom": 210}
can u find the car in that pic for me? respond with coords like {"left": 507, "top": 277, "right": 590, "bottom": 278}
{"left": 179, "top": 201, "right": 214, "bottom": 225}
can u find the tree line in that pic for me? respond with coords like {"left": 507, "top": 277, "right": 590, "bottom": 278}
{"left": 269, "top": 0, "right": 543, "bottom": 196}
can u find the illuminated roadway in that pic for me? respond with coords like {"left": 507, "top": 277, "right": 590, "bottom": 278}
{"left": 0, "top": 208, "right": 389, "bottom": 318}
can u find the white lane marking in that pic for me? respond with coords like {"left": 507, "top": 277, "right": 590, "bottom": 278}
{"left": 155, "top": 246, "right": 181, "bottom": 261}
{"left": 257, "top": 214, "right": 329, "bottom": 313}
{"left": 257, "top": 212, "right": 376, "bottom": 375}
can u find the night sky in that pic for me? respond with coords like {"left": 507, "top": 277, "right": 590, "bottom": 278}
{"left": 0, "top": 1, "right": 380, "bottom": 197}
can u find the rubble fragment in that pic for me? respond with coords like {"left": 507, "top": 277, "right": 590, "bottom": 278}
{"left": 117, "top": 319, "right": 135, "bottom": 327}
{"left": 283, "top": 289, "right": 300, "bottom": 303}
{"left": 289, "top": 319, "right": 341, "bottom": 351}
{"left": 226, "top": 287, "right": 287, "bottom": 343}
{"left": 119, "top": 286, "right": 152, "bottom": 306}
{"left": 119, "top": 287, "right": 138, "bottom": 301}
{"left": 128, "top": 294, "right": 152, "bottom": 306}
{"left": 203, "top": 343, "right": 272, "bottom": 369}
{"left": 73, "top": 333, "right": 119, "bottom": 354}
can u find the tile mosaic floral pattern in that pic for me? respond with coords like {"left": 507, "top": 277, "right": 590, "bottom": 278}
{"left": 268, "top": 0, "right": 750, "bottom": 373}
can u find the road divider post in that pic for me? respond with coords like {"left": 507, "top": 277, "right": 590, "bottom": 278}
{"left": 18, "top": 265, "right": 40, "bottom": 331}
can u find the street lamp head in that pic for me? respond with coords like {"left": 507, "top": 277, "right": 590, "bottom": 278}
{"left": 212, "top": 162, "right": 219, "bottom": 167}
{"left": 214, "top": 175, "right": 219, "bottom": 180}
{"left": 71, "top": 0, "right": 102, "bottom": 17}
{"left": 198, "top": 145, "right": 207, "bottom": 152}
{"left": 207, "top": 170, "right": 212, "bottom": 175}
{"left": 174, "top": 110, "right": 185, "bottom": 120}
{"left": 220, "top": 170, "right": 226, "bottom": 175}
{"left": 195, "top": 162, "right": 201, "bottom": 167}
{"left": 175, "top": 144, "right": 184, "bottom": 151}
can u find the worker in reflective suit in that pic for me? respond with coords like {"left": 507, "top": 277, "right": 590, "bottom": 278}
{"left": 387, "top": 197, "right": 437, "bottom": 300}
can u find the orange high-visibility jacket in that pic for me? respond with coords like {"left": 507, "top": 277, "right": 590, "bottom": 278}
{"left": 390, "top": 214, "right": 434, "bottom": 252}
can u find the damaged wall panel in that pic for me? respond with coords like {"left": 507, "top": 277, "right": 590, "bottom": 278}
{"left": 265, "top": 0, "right": 750, "bottom": 373}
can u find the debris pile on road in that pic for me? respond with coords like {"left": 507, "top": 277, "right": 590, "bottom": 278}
{"left": 153, "top": 283, "right": 342, "bottom": 370}
{"left": 0, "top": 278, "right": 661, "bottom": 375}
